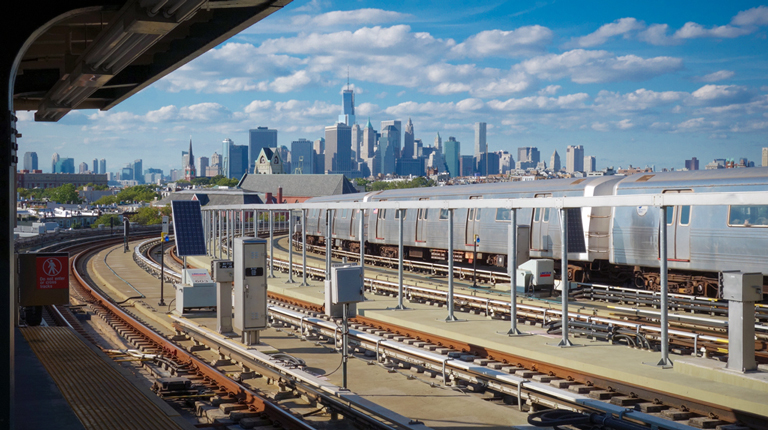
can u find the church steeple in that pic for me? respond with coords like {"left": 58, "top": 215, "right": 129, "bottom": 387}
{"left": 184, "top": 137, "right": 196, "bottom": 180}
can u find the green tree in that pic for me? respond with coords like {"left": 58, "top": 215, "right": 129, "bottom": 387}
{"left": 80, "top": 183, "right": 108, "bottom": 191}
{"left": 368, "top": 177, "right": 435, "bottom": 191}
{"left": 214, "top": 176, "right": 239, "bottom": 187}
{"left": 45, "top": 183, "right": 82, "bottom": 203}
{"left": 131, "top": 206, "right": 170, "bottom": 225}
{"left": 91, "top": 213, "right": 121, "bottom": 228}
{"left": 94, "top": 195, "right": 119, "bottom": 205}
{"left": 18, "top": 188, "right": 44, "bottom": 200}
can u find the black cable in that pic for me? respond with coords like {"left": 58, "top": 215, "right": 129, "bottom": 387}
{"left": 527, "top": 409, "right": 590, "bottom": 428}
{"left": 115, "top": 296, "right": 143, "bottom": 305}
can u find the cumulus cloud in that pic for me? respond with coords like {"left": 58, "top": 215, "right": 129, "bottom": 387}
{"left": 538, "top": 85, "right": 561, "bottom": 96}
{"left": 694, "top": 70, "right": 735, "bottom": 82}
{"left": 688, "top": 84, "right": 754, "bottom": 106}
{"left": 731, "top": 6, "right": 768, "bottom": 26}
{"left": 567, "top": 18, "right": 644, "bottom": 48}
{"left": 594, "top": 89, "right": 687, "bottom": 111}
{"left": 673, "top": 22, "right": 752, "bottom": 39}
{"left": 518, "top": 49, "right": 683, "bottom": 83}
{"left": 451, "top": 26, "right": 553, "bottom": 57}
{"left": 487, "top": 93, "right": 589, "bottom": 111}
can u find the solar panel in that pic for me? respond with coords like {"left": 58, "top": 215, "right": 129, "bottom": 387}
{"left": 171, "top": 200, "right": 207, "bottom": 256}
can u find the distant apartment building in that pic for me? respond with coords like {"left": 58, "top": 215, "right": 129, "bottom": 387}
{"left": 380, "top": 120, "right": 401, "bottom": 158}
{"left": 78, "top": 162, "right": 88, "bottom": 173}
{"left": 291, "top": 139, "right": 315, "bottom": 174}
{"left": 197, "top": 156, "right": 209, "bottom": 178}
{"left": 99, "top": 159, "right": 106, "bottom": 176}
{"left": 763, "top": 148, "right": 768, "bottom": 167}
{"left": 23, "top": 152, "right": 38, "bottom": 171}
{"left": 248, "top": 127, "right": 278, "bottom": 172}
{"left": 517, "top": 147, "right": 540, "bottom": 169}
{"left": 53, "top": 158, "right": 75, "bottom": 174}
{"left": 566, "top": 145, "right": 584, "bottom": 173}
{"left": 685, "top": 157, "right": 699, "bottom": 171}
{"left": 443, "top": 137, "right": 460, "bottom": 178}
{"left": 584, "top": 155, "right": 596, "bottom": 172}
{"left": 325, "top": 123, "right": 353, "bottom": 174}
{"left": 498, "top": 151, "right": 514, "bottom": 174}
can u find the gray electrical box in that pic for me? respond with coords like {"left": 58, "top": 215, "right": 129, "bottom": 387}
{"left": 211, "top": 260, "right": 234, "bottom": 283}
{"left": 722, "top": 271, "right": 762, "bottom": 302}
{"left": 233, "top": 238, "right": 268, "bottom": 332}
{"left": 331, "top": 264, "right": 365, "bottom": 304}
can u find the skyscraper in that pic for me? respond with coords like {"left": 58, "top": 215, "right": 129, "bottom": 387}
{"left": 499, "top": 151, "right": 514, "bottom": 174}
{"left": 221, "top": 138, "right": 233, "bottom": 178}
{"left": 550, "top": 150, "right": 561, "bottom": 171}
{"left": 402, "top": 118, "right": 415, "bottom": 159}
{"left": 474, "top": 122, "right": 487, "bottom": 160}
{"left": 197, "top": 156, "right": 209, "bottom": 177}
{"left": 443, "top": 136, "right": 460, "bottom": 178}
{"left": 351, "top": 123, "right": 361, "bottom": 162}
{"left": 685, "top": 157, "right": 699, "bottom": 171}
{"left": 291, "top": 139, "right": 315, "bottom": 174}
{"left": 53, "top": 158, "right": 74, "bottom": 174}
{"left": 566, "top": 145, "right": 584, "bottom": 173}
{"left": 584, "top": 155, "right": 596, "bottom": 172}
{"left": 378, "top": 125, "right": 398, "bottom": 175}
{"left": 133, "top": 159, "right": 143, "bottom": 183}
{"left": 99, "top": 159, "right": 106, "bottom": 176}
{"left": 380, "top": 120, "right": 401, "bottom": 158}
{"left": 762, "top": 148, "right": 767, "bottom": 167}
{"left": 360, "top": 118, "right": 376, "bottom": 160}
{"left": 434, "top": 133, "right": 442, "bottom": 152}
{"left": 325, "top": 123, "right": 352, "bottom": 173}
{"left": 51, "top": 152, "right": 60, "bottom": 173}
{"left": 248, "top": 127, "right": 278, "bottom": 172}
{"left": 79, "top": 162, "right": 88, "bottom": 174}
{"left": 339, "top": 86, "right": 355, "bottom": 126}
{"left": 92, "top": 158, "right": 98, "bottom": 174}
{"left": 23, "top": 152, "right": 38, "bottom": 171}
{"left": 517, "top": 147, "right": 540, "bottom": 169}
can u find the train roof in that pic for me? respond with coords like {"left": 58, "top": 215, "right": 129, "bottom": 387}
{"left": 614, "top": 167, "right": 768, "bottom": 190}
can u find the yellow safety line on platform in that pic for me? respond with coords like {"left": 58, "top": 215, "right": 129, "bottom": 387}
{"left": 20, "top": 326, "right": 183, "bottom": 430}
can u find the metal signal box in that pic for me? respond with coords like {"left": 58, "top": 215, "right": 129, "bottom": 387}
{"left": 211, "top": 260, "right": 234, "bottom": 283}
{"left": 233, "top": 238, "right": 267, "bottom": 332}
{"left": 331, "top": 264, "right": 364, "bottom": 304}
{"left": 722, "top": 271, "right": 762, "bottom": 302}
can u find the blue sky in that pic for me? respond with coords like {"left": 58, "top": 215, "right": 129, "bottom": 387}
{"left": 18, "top": 0, "right": 768, "bottom": 174}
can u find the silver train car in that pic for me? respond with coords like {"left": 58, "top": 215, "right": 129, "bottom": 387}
{"left": 303, "top": 168, "right": 768, "bottom": 298}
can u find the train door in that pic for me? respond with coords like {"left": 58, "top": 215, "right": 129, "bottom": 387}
{"left": 663, "top": 190, "right": 692, "bottom": 261}
{"left": 349, "top": 208, "right": 357, "bottom": 238}
{"left": 465, "top": 196, "right": 482, "bottom": 245}
{"left": 415, "top": 198, "right": 429, "bottom": 243}
{"left": 316, "top": 209, "right": 323, "bottom": 234}
{"left": 530, "top": 194, "right": 552, "bottom": 251}
{"left": 375, "top": 200, "right": 387, "bottom": 239}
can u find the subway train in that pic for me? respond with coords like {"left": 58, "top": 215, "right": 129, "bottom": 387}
{"left": 302, "top": 168, "right": 768, "bottom": 298}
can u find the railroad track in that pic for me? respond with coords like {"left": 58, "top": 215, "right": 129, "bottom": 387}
{"left": 135, "top": 237, "right": 768, "bottom": 430}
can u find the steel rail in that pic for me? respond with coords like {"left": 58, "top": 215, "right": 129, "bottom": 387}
{"left": 72, "top": 239, "right": 317, "bottom": 430}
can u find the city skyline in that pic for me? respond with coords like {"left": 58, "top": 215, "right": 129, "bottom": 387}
{"left": 14, "top": 1, "right": 768, "bottom": 173}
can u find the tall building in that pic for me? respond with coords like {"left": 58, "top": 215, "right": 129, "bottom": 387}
{"left": 584, "top": 155, "right": 596, "bottom": 172}
{"left": 222, "top": 138, "right": 247, "bottom": 179}
{"left": 685, "top": 157, "right": 699, "bottom": 171}
{"left": 762, "top": 148, "right": 768, "bottom": 167}
{"left": 291, "top": 139, "right": 315, "bottom": 174}
{"left": 499, "top": 151, "right": 514, "bottom": 174}
{"left": 360, "top": 118, "right": 376, "bottom": 160}
{"left": 378, "top": 125, "right": 398, "bottom": 175}
{"left": 183, "top": 139, "right": 195, "bottom": 181}
{"left": 434, "top": 132, "right": 442, "bottom": 152}
{"left": 566, "top": 145, "right": 584, "bottom": 173}
{"left": 517, "top": 147, "right": 540, "bottom": 164}
{"left": 51, "top": 152, "right": 60, "bottom": 173}
{"left": 313, "top": 138, "right": 325, "bottom": 173}
{"left": 351, "top": 123, "right": 361, "bottom": 161}
{"left": 550, "top": 150, "right": 561, "bottom": 172}
{"left": 221, "top": 138, "right": 233, "bottom": 178}
{"left": 380, "top": 120, "right": 401, "bottom": 158}
{"left": 78, "top": 162, "right": 88, "bottom": 173}
{"left": 197, "top": 156, "right": 209, "bottom": 178}
{"left": 415, "top": 139, "right": 423, "bottom": 157}
{"left": 339, "top": 86, "right": 355, "bottom": 126}
{"left": 248, "top": 127, "right": 278, "bottom": 172}
{"left": 474, "top": 122, "right": 487, "bottom": 161}
{"left": 460, "top": 155, "right": 474, "bottom": 177}
{"left": 121, "top": 165, "right": 133, "bottom": 180}
{"left": 99, "top": 159, "right": 106, "bottom": 176}
{"left": 91, "top": 158, "right": 98, "bottom": 174}
{"left": 443, "top": 137, "right": 460, "bottom": 178}
{"left": 132, "top": 159, "right": 143, "bottom": 183}
{"left": 325, "top": 123, "right": 352, "bottom": 173}
{"left": 53, "top": 158, "right": 75, "bottom": 174}
{"left": 402, "top": 118, "right": 415, "bottom": 159}
{"left": 23, "top": 152, "right": 38, "bottom": 171}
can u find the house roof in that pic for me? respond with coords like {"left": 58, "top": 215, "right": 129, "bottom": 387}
{"left": 155, "top": 189, "right": 263, "bottom": 206}
{"left": 238, "top": 174, "right": 358, "bottom": 198}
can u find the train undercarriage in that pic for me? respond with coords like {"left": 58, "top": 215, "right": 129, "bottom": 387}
{"left": 302, "top": 233, "right": 766, "bottom": 299}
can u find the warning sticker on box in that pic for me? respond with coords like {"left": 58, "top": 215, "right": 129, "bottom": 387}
{"left": 36, "top": 256, "right": 69, "bottom": 289}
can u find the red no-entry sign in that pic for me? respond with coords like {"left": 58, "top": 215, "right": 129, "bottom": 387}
{"left": 36, "top": 256, "right": 69, "bottom": 289}
{"left": 19, "top": 252, "right": 70, "bottom": 306}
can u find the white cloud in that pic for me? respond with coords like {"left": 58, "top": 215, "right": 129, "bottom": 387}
{"left": 594, "top": 89, "right": 686, "bottom": 111}
{"left": 384, "top": 99, "right": 485, "bottom": 117}
{"left": 637, "top": 24, "right": 679, "bottom": 45}
{"left": 688, "top": 84, "right": 753, "bottom": 106}
{"left": 568, "top": 18, "right": 644, "bottom": 48}
{"left": 518, "top": 49, "right": 683, "bottom": 83}
{"left": 673, "top": 22, "right": 752, "bottom": 39}
{"left": 694, "top": 70, "right": 735, "bottom": 82}
{"left": 591, "top": 122, "right": 609, "bottom": 132}
{"left": 616, "top": 119, "right": 634, "bottom": 129}
{"left": 451, "top": 26, "right": 553, "bottom": 57}
{"left": 291, "top": 9, "right": 411, "bottom": 27}
{"left": 538, "top": 85, "right": 561, "bottom": 95}
{"left": 731, "top": 6, "right": 768, "bottom": 26}
{"left": 487, "top": 93, "right": 589, "bottom": 111}
{"left": 269, "top": 70, "right": 314, "bottom": 93}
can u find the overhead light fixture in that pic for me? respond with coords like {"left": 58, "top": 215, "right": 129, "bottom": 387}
{"left": 36, "top": 0, "right": 206, "bottom": 122}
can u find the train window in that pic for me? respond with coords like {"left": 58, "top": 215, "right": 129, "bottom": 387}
{"left": 476, "top": 208, "right": 481, "bottom": 220}
{"left": 423, "top": 208, "right": 429, "bottom": 219}
{"left": 495, "top": 208, "right": 511, "bottom": 221}
{"left": 377, "top": 209, "right": 387, "bottom": 220}
{"left": 395, "top": 209, "right": 406, "bottom": 219}
{"left": 543, "top": 208, "right": 550, "bottom": 222}
{"left": 534, "top": 208, "right": 541, "bottom": 222}
{"left": 439, "top": 209, "right": 450, "bottom": 220}
{"left": 341, "top": 209, "right": 348, "bottom": 218}
{"left": 468, "top": 208, "right": 475, "bottom": 220}
{"left": 728, "top": 205, "right": 768, "bottom": 227}
{"left": 666, "top": 207, "right": 674, "bottom": 225}
{"left": 679, "top": 206, "right": 690, "bottom": 225}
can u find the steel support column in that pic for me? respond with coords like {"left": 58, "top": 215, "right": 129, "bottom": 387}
{"left": 394, "top": 209, "right": 406, "bottom": 310}
{"left": 301, "top": 210, "right": 309, "bottom": 286}
{"left": 286, "top": 211, "right": 295, "bottom": 283}
{"left": 557, "top": 208, "right": 574, "bottom": 347}
{"left": 359, "top": 209, "right": 365, "bottom": 283}
{"left": 445, "top": 209, "right": 458, "bottom": 321}
{"left": 656, "top": 206, "right": 673, "bottom": 367}
{"left": 506, "top": 209, "right": 523, "bottom": 335}
{"left": 268, "top": 210, "right": 274, "bottom": 278}
{"left": 326, "top": 210, "right": 333, "bottom": 276}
